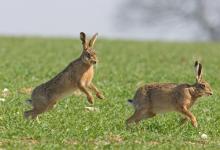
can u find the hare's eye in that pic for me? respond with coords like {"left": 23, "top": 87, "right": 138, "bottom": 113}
{"left": 199, "top": 84, "right": 205, "bottom": 89}
{"left": 86, "top": 53, "right": 91, "bottom": 58}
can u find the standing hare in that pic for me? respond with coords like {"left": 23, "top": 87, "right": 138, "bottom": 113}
{"left": 126, "top": 61, "right": 212, "bottom": 128}
{"left": 24, "top": 32, "right": 104, "bottom": 119}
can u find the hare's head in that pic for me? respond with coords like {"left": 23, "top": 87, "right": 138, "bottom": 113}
{"left": 80, "top": 32, "right": 98, "bottom": 65}
{"left": 193, "top": 61, "right": 213, "bottom": 97}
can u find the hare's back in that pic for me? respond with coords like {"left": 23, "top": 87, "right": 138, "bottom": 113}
{"left": 147, "top": 83, "right": 178, "bottom": 113}
{"left": 134, "top": 83, "right": 178, "bottom": 113}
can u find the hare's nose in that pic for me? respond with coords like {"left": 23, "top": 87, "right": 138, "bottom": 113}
{"left": 208, "top": 91, "right": 213, "bottom": 96}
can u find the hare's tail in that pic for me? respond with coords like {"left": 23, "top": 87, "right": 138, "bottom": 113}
{"left": 127, "top": 99, "right": 134, "bottom": 105}
{"left": 25, "top": 99, "right": 32, "bottom": 105}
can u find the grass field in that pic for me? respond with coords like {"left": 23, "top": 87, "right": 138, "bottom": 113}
{"left": 0, "top": 36, "right": 220, "bottom": 149}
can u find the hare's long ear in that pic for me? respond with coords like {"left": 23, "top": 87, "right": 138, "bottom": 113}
{"left": 80, "top": 32, "right": 88, "bottom": 50}
{"left": 194, "top": 61, "right": 202, "bottom": 82}
{"left": 88, "top": 33, "right": 98, "bottom": 48}
{"left": 198, "top": 63, "right": 203, "bottom": 80}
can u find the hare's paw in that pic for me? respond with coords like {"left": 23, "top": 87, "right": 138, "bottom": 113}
{"left": 192, "top": 121, "right": 198, "bottom": 128}
{"left": 87, "top": 95, "right": 94, "bottom": 104}
{"left": 96, "top": 93, "right": 105, "bottom": 99}
{"left": 190, "top": 117, "right": 198, "bottom": 128}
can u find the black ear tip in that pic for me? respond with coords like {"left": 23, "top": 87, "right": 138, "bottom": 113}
{"left": 195, "top": 61, "right": 199, "bottom": 67}
{"left": 80, "top": 32, "right": 85, "bottom": 36}
{"left": 199, "top": 63, "right": 202, "bottom": 69}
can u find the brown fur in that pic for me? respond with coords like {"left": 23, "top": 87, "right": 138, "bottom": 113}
{"left": 126, "top": 61, "right": 212, "bottom": 128}
{"left": 24, "top": 32, "right": 104, "bottom": 119}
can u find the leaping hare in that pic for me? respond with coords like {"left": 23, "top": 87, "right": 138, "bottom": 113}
{"left": 126, "top": 61, "right": 212, "bottom": 128}
{"left": 24, "top": 32, "right": 104, "bottom": 119}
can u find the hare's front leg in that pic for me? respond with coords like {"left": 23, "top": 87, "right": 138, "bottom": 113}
{"left": 88, "top": 83, "right": 104, "bottom": 99}
{"left": 78, "top": 83, "right": 94, "bottom": 104}
{"left": 178, "top": 106, "right": 198, "bottom": 128}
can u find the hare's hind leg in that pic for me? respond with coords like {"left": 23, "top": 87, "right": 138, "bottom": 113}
{"left": 24, "top": 99, "right": 49, "bottom": 120}
{"left": 126, "top": 109, "right": 155, "bottom": 126}
{"left": 24, "top": 109, "right": 40, "bottom": 119}
{"left": 47, "top": 100, "right": 58, "bottom": 110}
{"left": 24, "top": 107, "right": 47, "bottom": 120}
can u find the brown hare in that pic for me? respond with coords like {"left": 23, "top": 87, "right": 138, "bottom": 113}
{"left": 24, "top": 32, "right": 104, "bottom": 119}
{"left": 126, "top": 61, "right": 212, "bottom": 128}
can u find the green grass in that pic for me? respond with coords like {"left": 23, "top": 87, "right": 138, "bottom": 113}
{"left": 0, "top": 36, "right": 220, "bottom": 149}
